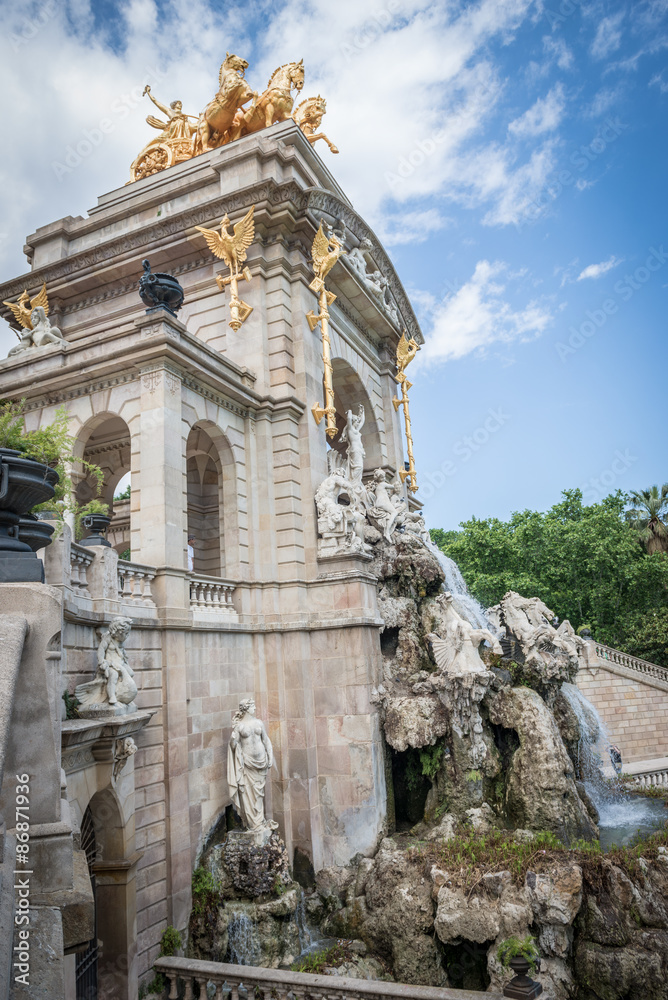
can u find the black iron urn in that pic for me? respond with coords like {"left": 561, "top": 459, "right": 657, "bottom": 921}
{"left": 138, "top": 259, "right": 184, "bottom": 316}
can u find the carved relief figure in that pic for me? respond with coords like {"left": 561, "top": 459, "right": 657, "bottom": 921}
{"left": 227, "top": 698, "right": 278, "bottom": 831}
{"left": 75, "top": 617, "right": 137, "bottom": 712}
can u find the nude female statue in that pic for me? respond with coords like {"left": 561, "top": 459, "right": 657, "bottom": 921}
{"left": 227, "top": 698, "right": 278, "bottom": 831}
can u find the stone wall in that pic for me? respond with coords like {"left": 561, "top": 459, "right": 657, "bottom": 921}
{"left": 576, "top": 642, "right": 668, "bottom": 765}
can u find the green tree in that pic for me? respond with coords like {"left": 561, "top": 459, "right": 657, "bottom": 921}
{"left": 625, "top": 484, "right": 668, "bottom": 554}
{"left": 431, "top": 489, "right": 668, "bottom": 665}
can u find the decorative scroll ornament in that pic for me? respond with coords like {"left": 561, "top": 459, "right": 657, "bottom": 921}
{"left": 195, "top": 205, "right": 256, "bottom": 331}
{"left": 307, "top": 221, "right": 346, "bottom": 438}
{"left": 392, "top": 331, "right": 420, "bottom": 493}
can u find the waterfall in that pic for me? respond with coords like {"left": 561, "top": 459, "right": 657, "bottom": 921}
{"left": 560, "top": 683, "right": 666, "bottom": 844}
{"left": 227, "top": 909, "right": 259, "bottom": 966}
{"left": 425, "top": 540, "right": 493, "bottom": 631}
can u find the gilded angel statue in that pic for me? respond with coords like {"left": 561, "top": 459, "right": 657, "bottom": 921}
{"left": 195, "top": 205, "right": 256, "bottom": 331}
{"left": 396, "top": 330, "right": 420, "bottom": 375}
{"left": 311, "top": 220, "right": 346, "bottom": 287}
{"left": 3, "top": 283, "right": 65, "bottom": 356}
{"left": 195, "top": 205, "right": 255, "bottom": 277}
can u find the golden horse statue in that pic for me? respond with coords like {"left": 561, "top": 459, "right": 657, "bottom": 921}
{"left": 194, "top": 53, "right": 258, "bottom": 154}
{"left": 293, "top": 96, "right": 338, "bottom": 153}
{"left": 229, "top": 60, "right": 304, "bottom": 140}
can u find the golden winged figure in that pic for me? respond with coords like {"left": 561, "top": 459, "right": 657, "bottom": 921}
{"left": 396, "top": 330, "right": 420, "bottom": 374}
{"left": 195, "top": 205, "right": 255, "bottom": 276}
{"left": 311, "top": 221, "right": 346, "bottom": 284}
{"left": 3, "top": 283, "right": 49, "bottom": 330}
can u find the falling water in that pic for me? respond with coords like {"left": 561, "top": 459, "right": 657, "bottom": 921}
{"left": 425, "top": 540, "right": 493, "bottom": 631}
{"left": 561, "top": 683, "right": 667, "bottom": 848}
{"left": 227, "top": 909, "right": 260, "bottom": 966}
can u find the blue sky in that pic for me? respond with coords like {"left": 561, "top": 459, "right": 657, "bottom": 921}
{"left": 0, "top": 0, "right": 666, "bottom": 530}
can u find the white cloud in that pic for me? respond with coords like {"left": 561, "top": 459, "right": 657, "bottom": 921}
{"left": 420, "top": 260, "right": 553, "bottom": 363}
{"left": 585, "top": 85, "right": 624, "bottom": 117}
{"left": 508, "top": 84, "right": 566, "bottom": 137}
{"left": 543, "top": 34, "right": 574, "bottom": 70}
{"left": 591, "top": 12, "right": 625, "bottom": 59}
{"left": 479, "top": 140, "right": 559, "bottom": 226}
{"left": 376, "top": 209, "right": 451, "bottom": 247}
{"left": 576, "top": 255, "right": 623, "bottom": 281}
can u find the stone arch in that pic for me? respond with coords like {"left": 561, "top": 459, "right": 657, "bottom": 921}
{"left": 73, "top": 412, "right": 132, "bottom": 554}
{"left": 186, "top": 420, "right": 238, "bottom": 578}
{"left": 329, "top": 356, "right": 382, "bottom": 473}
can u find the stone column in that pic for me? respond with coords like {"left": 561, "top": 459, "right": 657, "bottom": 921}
{"left": 137, "top": 359, "right": 188, "bottom": 619}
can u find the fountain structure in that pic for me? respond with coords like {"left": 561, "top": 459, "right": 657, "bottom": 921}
{"left": 0, "top": 48, "right": 667, "bottom": 1000}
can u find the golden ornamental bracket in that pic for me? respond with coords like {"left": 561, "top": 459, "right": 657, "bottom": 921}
{"left": 195, "top": 206, "right": 256, "bottom": 332}
{"left": 392, "top": 331, "right": 420, "bottom": 493}
{"left": 308, "top": 222, "right": 345, "bottom": 439}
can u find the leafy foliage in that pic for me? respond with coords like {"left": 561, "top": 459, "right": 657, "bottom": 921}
{"left": 405, "top": 744, "right": 445, "bottom": 790}
{"left": 114, "top": 483, "right": 132, "bottom": 501}
{"left": 62, "top": 691, "right": 80, "bottom": 719}
{"left": 497, "top": 934, "right": 540, "bottom": 973}
{"left": 431, "top": 488, "right": 668, "bottom": 665}
{"left": 291, "top": 944, "right": 350, "bottom": 974}
{"left": 0, "top": 399, "right": 108, "bottom": 533}
{"left": 191, "top": 867, "right": 221, "bottom": 916}
{"left": 625, "top": 484, "right": 668, "bottom": 554}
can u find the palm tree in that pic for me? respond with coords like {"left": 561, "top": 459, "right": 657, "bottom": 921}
{"left": 625, "top": 484, "right": 668, "bottom": 554}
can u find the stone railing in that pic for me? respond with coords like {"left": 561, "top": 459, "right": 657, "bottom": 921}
{"left": 189, "top": 575, "right": 237, "bottom": 617}
{"left": 117, "top": 559, "right": 157, "bottom": 610}
{"left": 69, "top": 541, "right": 95, "bottom": 598}
{"left": 594, "top": 642, "right": 668, "bottom": 684}
{"left": 154, "top": 957, "right": 501, "bottom": 1000}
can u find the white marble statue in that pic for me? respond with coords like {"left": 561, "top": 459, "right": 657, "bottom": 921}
{"left": 390, "top": 480, "right": 430, "bottom": 542}
{"left": 8, "top": 307, "right": 65, "bottom": 357}
{"left": 339, "top": 404, "right": 365, "bottom": 484}
{"left": 366, "top": 469, "right": 400, "bottom": 543}
{"left": 493, "top": 591, "right": 585, "bottom": 674}
{"left": 227, "top": 698, "right": 278, "bottom": 831}
{"left": 314, "top": 470, "right": 367, "bottom": 555}
{"left": 428, "top": 592, "right": 502, "bottom": 675}
{"left": 75, "top": 616, "right": 138, "bottom": 714}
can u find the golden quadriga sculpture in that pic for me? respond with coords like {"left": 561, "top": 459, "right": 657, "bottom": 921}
{"left": 195, "top": 205, "right": 256, "bottom": 332}
{"left": 130, "top": 55, "right": 337, "bottom": 182}
{"left": 2, "top": 283, "right": 65, "bottom": 357}
{"left": 308, "top": 222, "right": 346, "bottom": 439}
{"left": 393, "top": 331, "right": 420, "bottom": 492}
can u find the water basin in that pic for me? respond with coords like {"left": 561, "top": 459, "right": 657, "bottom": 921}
{"left": 597, "top": 794, "right": 668, "bottom": 851}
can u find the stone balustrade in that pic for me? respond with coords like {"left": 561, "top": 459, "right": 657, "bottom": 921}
{"left": 189, "top": 575, "right": 237, "bottom": 617}
{"left": 117, "top": 559, "right": 157, "bottom": 609}
{"left": 155, "top": 957, "right": 500, "bottom": 1000}
{"left": 69, "top": 541, "right": 95, "bottom": 598}
{"left": 594, "top": 642, "right": 668, "bottom": 684}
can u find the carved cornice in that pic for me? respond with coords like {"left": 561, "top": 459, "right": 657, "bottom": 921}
{"left": 305, "top": 189, "right": 423, "bottom": 344}
{"left": 0, "top": 179, "right": 308, "bottom": 307}
{"left": 23, "top": 371, "right": 138, "bottom": 411}
{"left": 1, "top": 179, "right": 422, "bottom": 347}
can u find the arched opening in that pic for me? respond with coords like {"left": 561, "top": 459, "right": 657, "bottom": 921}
{"left": 85, "top": 787, "right": 134, "bottom": 1000}
{"left": 74, "top": 413, "right": 132, "bottom": 555}
{"left": 328, "top": 357, "right": 383, "bottom": 475}
{"left": 75, "top": 806, "right": 98, "bottom": 1000}
{"left": 186, "top": 422, "right": 236, "bottom": 578}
